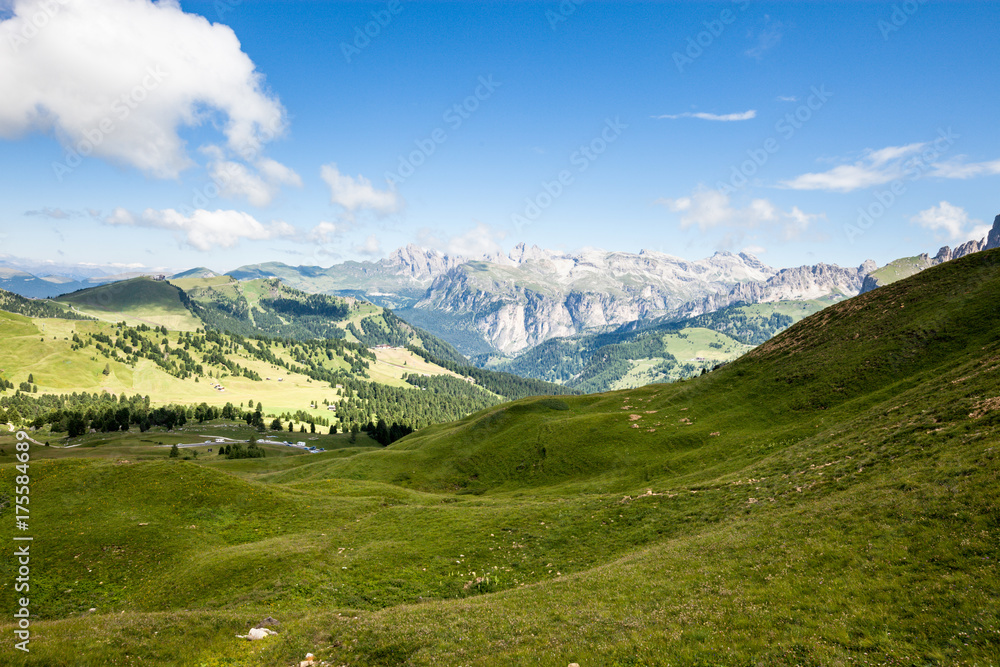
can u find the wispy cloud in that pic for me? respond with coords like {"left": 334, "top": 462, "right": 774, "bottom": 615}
{"left": 307, "top": 221, "right": 346, "bottom": 244}
{"left": 746, "top": 16, "right": 785, "bottom": 59}
{"left": 780, "top": 142, "right": 928, "bottom": 192}
{"left": 656, "top": 186, "right": 821, "bottom": 241}
{"left": 911, "top": 202, "right": 991, "bottom": 243}
{"left": 417, "top": 222, "right": 507, "bottom": 259}
{"left": 105, "top": 207, "right": 294, "bottom": 251}
{"left": 776, "top": 95, "right": 797, "bottom": 102}
{"left": 321, "top": 164, "right": 402, "bottom": 218}
{"left": 203, "top": 147, "right": 302, "bottom": 207}
{"left": 782, "top": 139, "right": 1000, "bottom": 192}
{"left": 354, "top": 234, "right": 382, "bottom": 257}
{"left": 929, "top": 157, "right": 1000, "bottom": 179}
{"left": 653, "top": 110, "right": 757, "bottom": 122}
{"left": 25, "top": 207, "right": 76, "bottom": 219}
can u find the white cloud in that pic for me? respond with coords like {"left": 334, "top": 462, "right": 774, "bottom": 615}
{"left": 659, "top": 188, "right": 736, "bottom": 230}
{"left": 969, "top": 223, "right": 995, "bottom": 242}
{"left": 25, "top": 207, "right": 73, "bottom": 218}
{"left": 0, "top": 0, "right": 286, "bottom": 178}
{"left": 105, "top": 207, "right": 294, "bottom": 251}
{"left": 746, "top": 17, "right": 784, "bottom": 59}
{"left": 320, "top": 163, "right": 402, "bottom": 217}
{"left": 776, "top": 96, "right": 797, "bottom": 102}
{"left": 653, "top": 110, "right": 756, "bottom": 122}
{"left": 656, "top": 186, "right": 821, "bottom": 241}
{"left": 307, "top": 221, "right": 344, "bottom": 244}
{"left": 929, "top": 157, "right": 1000, "bottom": 180}
{"left": 257, "top": 158, "right": 301, "bottom": 186}
{"left": 418, "top": 222, "right": 506, "bottom": 259}
{"left": 354, "top": 234, "right": 382, "bottom": 257}
{"left": 910, "top": 202, "right": 989, "bottom": 244}
{"left": 209, "top": 156, "right": 302, "bottom": 207}
{"left": 780, "top": 142, "right": 927, "bottom": 192}
{"left": 742, "top": 245, "right": 767, "bottom": 255}
{"left": 782, "top": 140, "right": 1000, "bottom": 192}
{"left": 782, "top": 206, "right": 816, "bottom": 241}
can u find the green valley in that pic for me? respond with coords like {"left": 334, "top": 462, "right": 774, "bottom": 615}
{"left": 0, "top": 278, "right": 570, "bottom": 442}
{"left": 0, "top": 243, "right": 997, "bottom": 666}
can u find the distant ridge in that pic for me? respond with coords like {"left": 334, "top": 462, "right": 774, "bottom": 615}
{"left": 861, "top": 211, "right": 1000, "bottom": 293}
{"left": 171, "top": 267, "right": 219, "bottom": 279}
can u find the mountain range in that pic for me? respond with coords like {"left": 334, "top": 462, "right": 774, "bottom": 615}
{"left": 6, "top": 212, "right": 999, "bottom": 378}
{"left": 226, "top": 211, "right": 1000, "bottom": 361}
{"left": 224, "top": 245, "right": 875, "bottom": 359}
{"left": 860, "top": 213, "right": 1000, "bottom": 293}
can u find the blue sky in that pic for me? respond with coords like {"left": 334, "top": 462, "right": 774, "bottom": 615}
{"left": 1, "top": 0, "right": 998, "bottom": 275}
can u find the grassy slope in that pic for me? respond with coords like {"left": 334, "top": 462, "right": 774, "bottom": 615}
{"left": 56, "top": 277, "right": 203, "bottom": 331}
{"left": 868, "top": 255, "right": 934, "bottom": 288}
{"left": 0, "top": 311, "right": 335, "bottom": 413}
{"left": 174, "top": 276, "right": 468, "bottom": 364}
{"left": 0, "top": 310, "right": 465, "bottom": 425}
{"left": 602, "top": 326, "right": 752, "bottom": 391}
{"left": 1, "top": 251, "right": 999, "bottom": 665}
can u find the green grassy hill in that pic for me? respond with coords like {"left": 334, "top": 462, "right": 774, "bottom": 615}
{"left": 1, "top": 250, "right": 998, "bottom": 665}
{"left": 0, "top": 288, "right": 92, "bottom": 321}
{"left": 57, "top": 277, "right": 204, "bottom": 330}
{"left": 0, "top": 309, "right": 500, "bottom": 434}
{"left": 864, "top": 254, "right": 936, "bottom": 291}
{"left": 170, "top": 266, "right": 219, "bottom": 279}
{"left": 0, "top": 280, "right": 570, "bottom": 439}
{"left": 172, "top": 275, "right": 469, "bottom": 365}
{"left": 226, "top": 260, "right": 428, "bottom": 311}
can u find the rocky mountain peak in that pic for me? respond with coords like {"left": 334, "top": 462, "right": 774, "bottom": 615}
{"left": 934, "top": 246, "right": 953, "bottom": 263}
{"left": 738, "top": 251, "right": 775, "bottom": 274}
{"left": 509, "top": 242, "right": 551, "bottom": 264}
{"left": 988, "top": 213, "right": 1000, "bottom": 250}
{"left": 384, "top": 244, "right": 465, "bottom": 281}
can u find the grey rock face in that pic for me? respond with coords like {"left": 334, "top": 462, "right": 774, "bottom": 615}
{"left": 414, "top": 248, "right": 877, "bottom": 355}
{"left": 676, "top": 263, "right": 872, "bottom": 318}
{"left": 988, "top": 214, "right": 1000, "bottom": 250}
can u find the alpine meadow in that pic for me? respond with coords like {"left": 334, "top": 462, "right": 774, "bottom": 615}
{"left": 1, "top": 1, "right": 999, "bottom": 666}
